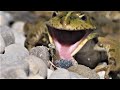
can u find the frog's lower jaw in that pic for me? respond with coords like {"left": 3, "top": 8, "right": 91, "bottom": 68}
{"left": 47, "top": 26, "right": 96, "bottom": 61}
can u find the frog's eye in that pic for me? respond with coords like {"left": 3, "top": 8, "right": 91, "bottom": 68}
{"left": 52, "top": 11, "right": 58, "bottom": 17}
{"left": 81, "top": 15, "right": 87, "bottom": 21}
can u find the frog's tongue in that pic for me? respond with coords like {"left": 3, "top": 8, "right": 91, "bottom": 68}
{"left": 54, "top": 39, "right": 80, "bottom": 60}
{"left": 53, "top": 33, "right": 89, "bottom": 60}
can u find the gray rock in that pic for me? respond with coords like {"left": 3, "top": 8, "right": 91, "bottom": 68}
{"left": 24, "top": 55, "right": 47, "bottom": 78}
{"left": 0, "top": 26, "right": 15, "bottom": 46}
{"left": 0, "top": 34, "right": 5, "bottom": 54}
{"left": 68, "top": 65, "right": 100, "bottom": 79}
{"left": 11, "top": 21, "right": 26, "bottom": 46}
{"left": 69, "top": 72, "right": 88, "bottom": 79}
{"left": 0, "top": 54, "right": 29, "bottom": 79}
{"left": 29, "top": 46, "right": 49, "bottom": 66}
{"left": 48, "top": 68, "right": 87, "bottom": 79}
{"left": 0, "top": 11, "right": 13, "bottom": 26}
{"left": 5, "top": 44, "right": 29, "bottom": 60}
{"left": 6, "top": 11, "right": 39, "bottom": 23}
{"left": 1, "top": 68, "right": 28, "bottom": 79}
{"left": 48, "top": 68, "right": 70, "bottom": 79}
{"left": 27, "top": 74, "right": 44, "bottom": 79}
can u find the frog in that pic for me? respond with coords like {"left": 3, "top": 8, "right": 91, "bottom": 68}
{"left": 24, "top": 11, "right": 98, "bottom": 68}
{"left": 46, "top": 11, "right": 98, "bottom": 65}
{"left": 94, "top": 34, "right": 120, "bottom": 79}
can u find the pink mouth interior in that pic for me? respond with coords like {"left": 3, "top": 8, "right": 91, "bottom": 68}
{"left": 53, "top": 34, "right": 87, "bottom": 60}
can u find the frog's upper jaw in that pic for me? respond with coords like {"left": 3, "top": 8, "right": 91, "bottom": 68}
{"left": 46, "top": 11, "right": 96, "bottom": 31}
{"left": 47, "top": 25, "right": 96, "bottom": 60}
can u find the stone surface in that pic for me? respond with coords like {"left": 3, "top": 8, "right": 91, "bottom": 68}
{"left": 5, "top": 44, "right": 29, "bottom": 60}
{"left": 11, "top": 21, "right": 26, "bottom": 46}
{"left": 48, "top": 68, "right": 86, "bottom": 79}
{"left": 0, "top": 11, "right": 13, "bottom": 26}
{"left": 54, "top": 59, "right": 73, "bottom": 69}
{"left": 0, "top": 54, "right": 29, "bottom": 79}
{"left": 29, "top": 46, "right": 49, "bottom": 66}
{"left": 68, "top": 65, "right": 100, "bottom": 79}
{"left": 69, "top": 72, "right": 88, "bottom": 79}
{"left": 24, "top": 55, "right": 47, "bottom": 78}
{"left": 47, "top": 69, "right": 54, "bottom": 78}
{"left": 0, "top": 26, "right": 15, "bottom": 46}
{"left": 27, "top": 74, "right": 44, "bottom": 79}
{"left": 0, "top": 34, "right": 5, "bottom": 54}
{"left": 48, "top": 68, "right": 70, "bottom": 79}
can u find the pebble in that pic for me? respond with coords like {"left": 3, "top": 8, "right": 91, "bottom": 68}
{"left": 54, "top": 59, "right": 73, "bottom": 69}
{"left": 0, "top": 33, "right": 5, "bottom": 54}
{"left": 48, "top": 68, "right": 86, "bottom": 79}
{"left": 5, "top": 44, "right": 29, "bottom": 60}
{"left": 69, "top": 72, "right": 88, "bottom": 79}
{"left": 0, "top": 11, "right": 13, "bottom": 26}
{"left": 24, "top": 55, "right": 47, "bottom": 78}
{"left": 48, "top": 68, "right": 70, "bottom": 79}
{"left": 0, "top": 26, "right": 15, "bottom": 46}
{"left": 27, "top": 74, "right": 44, "bottom": 79}
{"left": 0, "top": 54, "right": 29, "bottom": 79}
{"left": 68, "top": 65, "right": 100, "bottom": 79}
{"left": 47, "top": 69, "right": 54, "bottom": 78}
{"left": 11, "top": 21, "right": 26, "bottom": 46}
{"left": 29, "top": 46, "right": 50, "bottom": 66}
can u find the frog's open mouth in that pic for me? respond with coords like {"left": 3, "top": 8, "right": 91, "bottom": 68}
{"left": 47, "top": 25, "right": 94, "bottom": 60}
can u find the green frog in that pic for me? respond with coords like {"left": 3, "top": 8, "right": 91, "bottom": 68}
{"left": 46, "top": 11, "right": 98, "bottom": 64}
{"left": 94, "top": 34, "right": 120, "bottom": 79}
{"left": 24, "top": 11, "right": 98, "bottom": 67}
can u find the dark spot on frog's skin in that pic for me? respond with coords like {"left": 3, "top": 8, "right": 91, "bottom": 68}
{"left": 109, "top": 49, "right": 115, "bottom": 52}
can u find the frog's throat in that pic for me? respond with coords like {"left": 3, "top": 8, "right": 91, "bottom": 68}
{"left": 48, "top": 30, "right": 97, "bottom": 59}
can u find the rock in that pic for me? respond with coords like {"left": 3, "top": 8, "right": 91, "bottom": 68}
{"left": 11, "top": 21, "right": 25, "bottom": 33}
{"left": 11, "top": 21, "right": 26, "bottom": 46}
{"left": 24, "top": 55, "right": 47, "bottom": 78}
{"left": 27, "top": 74, "right": 44, "bottom": 79}
{"left": 69, "top": 72, "right": 88, "bottom": 79}
{"left": 0, "top": 54, "right": 29, "bottom": 79}
{"left": 0, "top": 26, "right": 15, "bottom": 46}
{"left": 0, "top": 68, "right": 28, "bottom": 79}
{"left": 68, "top": 65, "right": 100, "bottom": 79}
{"left": 74, "top": 39, "right": 101, "bottom": 69}
{"left": 47, "top": 69, "right": 54, "bottom": 78}
{"left": 48, "top": 68, "right": 86, "bottom": 79}
{"left": 0, "top": 11, "right": 13, "bottom": 26}
{"left": 0, "top": 34, "right": 5, "bottom": 54}
{"left": 54, "top": 59, "right": 73, "bottom": 69}
{"left": 6, "top": 11, "right": 39, "bottom": 23}
{"left": 29, "top": 46, "right": 49, "bottom": 66}
{"left": 5, "top": 44, "right": 29, "bottom": 60}
{"left": 48, "top": 68, "right": 70, "bottom": 79}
